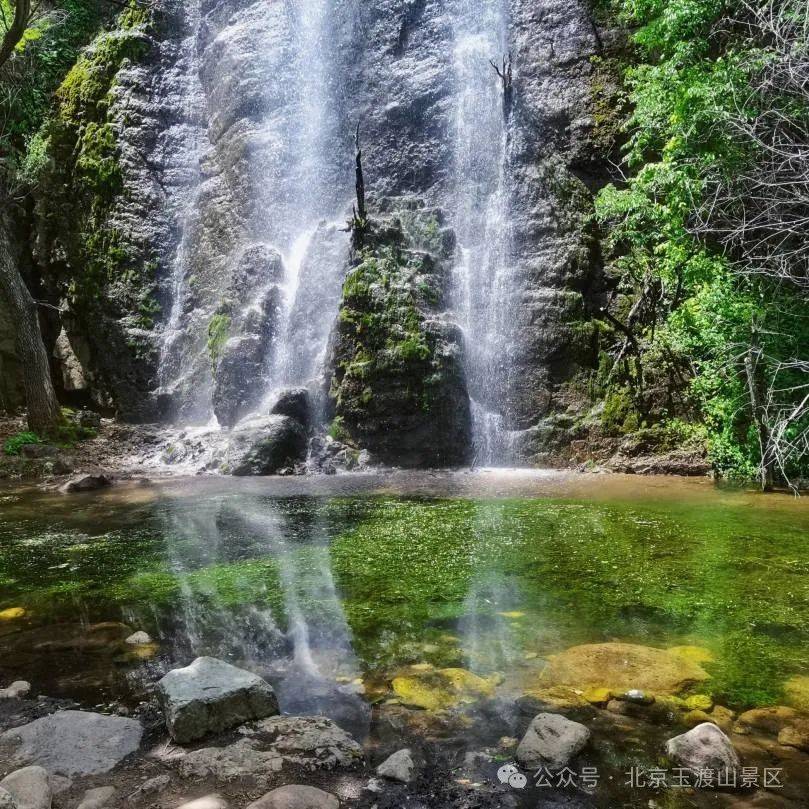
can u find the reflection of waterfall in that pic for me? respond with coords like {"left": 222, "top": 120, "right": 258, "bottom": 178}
{"left": 139, "top": 496, "right": 369, "bottom": 736}
{"left": 459, "top": 503, "right": 522, "bottom": 672}
{"left": 450, "top": 0, "right": 516, "bottom": 465}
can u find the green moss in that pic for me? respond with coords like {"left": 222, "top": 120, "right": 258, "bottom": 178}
{"left": 207, "top": 313, "right": 231, "bottom": 369}
{"left": 3, "top": 432, "right": 42, "bottom": 456}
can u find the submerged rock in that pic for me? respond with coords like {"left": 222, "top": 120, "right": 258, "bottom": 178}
{"left": 515, "top": 712, "right": 590, "bottom": 770}
{"left": 222, "top": 416, "right": 307, "bottom": 476}
{"left": 0, "top": 711, "right": 142, "bottom": 776}
{"left": 784, "top": 674, "right": 809, "bottom": 713}
{"left": 666, "top": 722, "right": 740, "bottom": 772}
{"left": 0, "top": 766, "right": 51, "bottom": 809}
{"left": 734, "top": 706, "right": 809, "bottom": 752}
{"left": 540, "top": 642, "right": 710, "bottom": 695}
{"left": 376, "top": 748, "right": 415, "bottom": 783}
{"left": 60, "top": 473, "right": 114, "bottom": 494}
{"left": 246, "top": 785, "right": 338, "bottom": 809}
{"left": 157, "top": 656, "right": 279, "bottom": 743}
{"left": 391, "top": 666, "right": 499, "bottom": 710}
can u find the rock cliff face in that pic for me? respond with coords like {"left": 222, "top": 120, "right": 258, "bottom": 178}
{"left": 327, "top": 201, "right": 471, "bottom": 467}
{"left": 27, "top": 0, "right": 616, "bottom": 466}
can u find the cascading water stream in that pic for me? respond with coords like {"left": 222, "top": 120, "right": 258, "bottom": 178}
{"left": 450, "top": 0, "right": 520, "bottom": 466}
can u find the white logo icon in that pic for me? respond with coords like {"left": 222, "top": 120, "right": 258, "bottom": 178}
{"left": 508, "top": 772, "right": 528, "bottom": 789}
{"left": 497, "top": 764, "right": 519, "bottom": 784}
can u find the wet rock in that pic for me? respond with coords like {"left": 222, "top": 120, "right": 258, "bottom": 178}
{"left": 0, "top": 767, "right": 51, "bottom": 809}
{"left": 0, "top": 710, "right": 142, "bottom": 776}
{"left": 157, "top": 656, "right": 279, "bottom": 743}
{"left": 734, "top": 706, "right": 809, "bottom": 752}
{"left": 124, "top": 631, "right": 152, "bottom": 645}
{"left": 269, "top": 388, "right": 310, "bottom": 428}
{"left": 246, "top": 785, "right": 338, "bottom": 809}
{"left": 391, "top": 666, "right": 499, "bottom": 710}
{"left": 222, "top": 416, "right": 307, "bottom": 476}
{"left": 539, "top": 642, "right": 710, "bottom": 695}
{"left": 515, "top": 712, "right": 590, "bottom": 771}
{"left": 76, "top": 786, "right": 116, "bottom": 809}
{"left": 516, "top": 686, "right": 589, "bottom": 714}
{"left": 60, "top": 473, "right": 114, "bottom": 494}
{"left": 173, "top": 715, "right": 362, "bottom": 784}
{"left": 376, "top": 748, "right": 415, "bottom": 783}
{"left": 666, "top": 722, "right": 740, "bottom": 772}
{"left": 618, "top": 689, "right": 655, "bottom": 705}
{"left": 684, "top": 694, "right": 713, "bottom": 711}
{"left": 0, "top": 682, "right": 30, "bottom": 699}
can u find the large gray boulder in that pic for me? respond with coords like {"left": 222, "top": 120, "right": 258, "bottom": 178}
{"left": 222, "top": 415, "right": 307, "bottom": 476}
{"left": 246, "top": 785, "right": 338, "bottom": 809}
{"left": 0, "top": 767, "right": 51, "bottom": 809}
{"left": 515, "top": 712, "right": 590, "bottom": 771}
{"left": 157, "top": 657, "right": 279, "bottom": 743}
{"left": 666, "top": 722, "right": 740, "bottom": 772}
{"left": 0, "top": 711, "right": 142, "bottom": 776}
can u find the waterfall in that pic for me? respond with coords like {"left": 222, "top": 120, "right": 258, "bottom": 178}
{"left": 450, "top": 0, "right": 519, "bottom": 466}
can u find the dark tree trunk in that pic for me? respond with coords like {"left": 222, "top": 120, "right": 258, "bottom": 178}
{"left": 744, "top": 337, "right": 774, "bottom": 492}
{"left": 0, "top": 206, "right": 62, "bottom": 435}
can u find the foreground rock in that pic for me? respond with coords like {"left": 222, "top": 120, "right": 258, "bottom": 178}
{"left": 0, "top": 767, "right": 51, "bottom": 809}
{"left": 176, "top": 797, "right": 228, "bottom": 809}
{"left": 666, "top": 722, "right": 740, "bottom": 772}
{"left": 0, "top": 711, "right": 142, "bottom": 776}
{"left": 246, "top": 785, "right": 338, "bottom": 809}
{"left": 221, "top": 416, "right": 307, "bottom": 476}
{"left": 516, "top": 713, "right": 590, "bottom": 770}
{"left": 0, "top": 788, "right": 15, "bottom": 809}
{"left": 734, "top": 706, "right": 809, "bottom": 752}
{"left": 173, "top": 716, "right": 363, "bottom": 789}
{"left": 157, "top": 657, "right": 279, "bottom": 743}
{"left": 376, "top": 748, "right": 415, "bottom": 783}
{"left": 540, "top": 642, "right": 710, "bottom": 695}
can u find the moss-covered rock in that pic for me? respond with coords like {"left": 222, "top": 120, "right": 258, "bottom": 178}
{"left": 28, "top": 7, "right": 165, "bottom": 419}
{"left": 327, "top": 207, "right": 471, "bottom": 467}
{"left": 391, "top": 664, "right": 499, "bottom": 710}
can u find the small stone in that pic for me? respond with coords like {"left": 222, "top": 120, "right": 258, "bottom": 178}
{"left": 176, "top": 797, "right": 228, "bottom": 809}
{"left": 128, "top": 774, "right": 170, "bottom": 800}
{"left": 125, "top": 631, "right": 152, "bottom": 645}
{"left": 0, "top": 766, "right": 51, "bottom": 809}
{"left": 0, "top": 682, "right": 31, "bottom": 699}
{"left": 157, "top": 657, "right": 279, "bottom": 743}
{"left": 76, "top": 787, "right": 116, "bottom": 809}
{"left": 376, "top": 749, "right": 415, "bottom": 783}
{"left": 682, "top": 709, "right": 713, "bottom": 728}
{"left": 666, "top": 723, "right": 740, "bottom": 772}
{"left": 364, "top": 779, "right": 385, "bottom": 794}
{"left": 245, "top": 785, "right": 339, "bottom": 809}
{"left": 710, "top": 705, "right": 735, "bottom": 732}
{"left": 620, "top": 689, "right": 655, "bottom": 705}
{"left": 516, "top": 712, "right": 590, "bottom": 770}
{"left": 582, "top": 686, "right": 613, "bottom": 706}
{"left": 0, "top": 608, "right": 25, "bottom": 621}
{"left": 0, "top": 789, "right": 15, "bottom": 809}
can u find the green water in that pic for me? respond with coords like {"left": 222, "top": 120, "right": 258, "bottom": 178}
{"left": 1, "top": 472, "right": 807, "bottom": 714}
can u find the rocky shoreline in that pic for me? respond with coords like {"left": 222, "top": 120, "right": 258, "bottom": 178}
{"left": 1, "top": 641, "right": 808, "bottom": 809}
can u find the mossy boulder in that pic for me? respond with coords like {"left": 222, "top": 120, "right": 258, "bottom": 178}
{"left": 784, "top": 675, "right": 809, "bottom": 713}
{"left": 328, "top": 209, "right": 471, "bottom": 467}
{"left": 539, "top": 642, "right": 710, "bottom": 695}
{"left": 391, "top": 665, "right": 499, "bottom": 710}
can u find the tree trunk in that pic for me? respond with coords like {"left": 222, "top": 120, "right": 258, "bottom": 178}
{"left": 0, "top": 207, "right": 62, "bottom": 435}
{"left": 744, "top": 339, "right": 774, "bottom": 491}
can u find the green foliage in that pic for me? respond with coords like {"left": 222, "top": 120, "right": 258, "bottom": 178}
{"left": 3, "top": 431, "right": 41, "bottom": 455}
{"left": 595, "top": 0, "right": 809, "bottom": 482}
{"left": 207, "top": 313, "right": 231, "bottom": 369}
